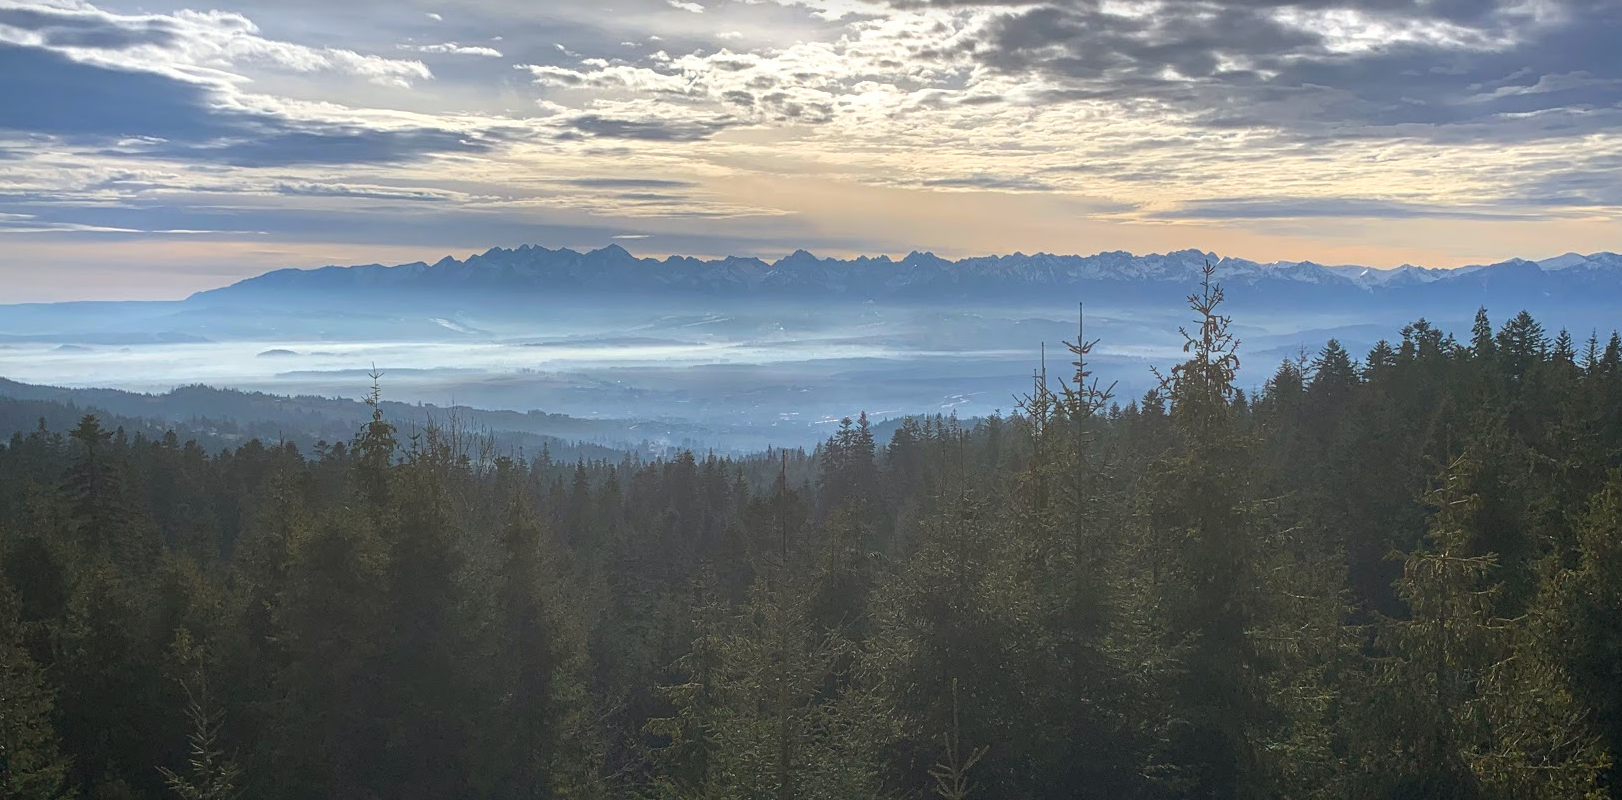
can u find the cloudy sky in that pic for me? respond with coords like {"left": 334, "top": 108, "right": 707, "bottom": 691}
{"left": 2, "top": 0, "right": 1619, "bottom": 300}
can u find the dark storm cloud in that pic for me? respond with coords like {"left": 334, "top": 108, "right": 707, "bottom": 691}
{"left": 914, "top": 0, "right": 1622, "bottom": 142}
{"left": 0, "top": 41, "right": 498, "bottom": 167}
{"left": 1153, "top": 196, "right": 1544, "bottom": 221}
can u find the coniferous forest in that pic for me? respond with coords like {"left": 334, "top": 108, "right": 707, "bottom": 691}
{"left": 8, "top": 270, "right": 1622, "bottom": 800}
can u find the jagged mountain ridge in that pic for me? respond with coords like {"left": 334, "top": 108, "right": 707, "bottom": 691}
{"left": 190, "top": 244, "right": 1622, "bottom": 303}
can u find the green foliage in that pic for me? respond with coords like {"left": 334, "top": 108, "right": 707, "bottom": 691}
{"left": 156, "top": 630, "right": 241, "bottom": 800}
{"left": 927, "top": 679, "right": 987, "bottom": 800}
{"left": 1361, "top": 458, "right": 1609, "bottom": 799}
{"left": 0, "top": 585, "right": 70, "bottom": 800}
{"left": 1559, "top": 474, "right": 1622, "bottom": 790}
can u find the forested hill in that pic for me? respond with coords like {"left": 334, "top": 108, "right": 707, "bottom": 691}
{"left": 5, "top": 276, "right": 1622, "bottom": 799}
{"left": 0, "top": 378, "right": 666, "bottom": 462}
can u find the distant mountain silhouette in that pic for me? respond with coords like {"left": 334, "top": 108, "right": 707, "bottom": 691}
{"left": 188, "top": 245, "right": 1622, "bottom": 311}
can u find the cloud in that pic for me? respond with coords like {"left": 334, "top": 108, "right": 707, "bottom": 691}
{"left": 274, "top": 182, "right": 457, "bottom": 201}
{"left": 935, "top": 0, "right": 1622, "bottom": 142}
{"left": 921, "top": 175, "right": 1053, "bottom": 192}
{"left": 425, "top": 12, "right": 443, "bottom": 21}
{"left": 667, "top": 0, "right": 706, "bottom": 12}
{"left": 105, "top": 128, "right": 503, "bottom": 167}
{"left": 1152, "top": 196, "right": 1544, "bottom": 222}
{"left": 612, "top": 191, "right": 686, "bottom": 201}
{"left": 0, "top": 209, "right": 263, "bottom": 235}
{"left": 0, "top": 41, "right": 247, "bottom": 142}
{"left": 561, "top": 177, "right": 698, "bottom": 189}
{"left": 401, "top": 42, "right": 503, "bottom": 57}
{"left": 518, "top": 61, "right": 696, "bottom": 94}
{"left": 0, "top": 1, "right": 433, "bottom": 87}
{"left": 1517, "top": 154, "right": 1622, "bottom": 208}
{"left": 568, "top": 114, "right": 737, "bottom": 141}
{"left": 516, "top": 28, "right": 937, "bottom": 127}
{"left": 0, "top": 35, "right": 496, "bottom": 168}
{"left": 0, "top": 5, "right": 179, "bottom": 49}
{"left": 0, "top": 191, "right": 890, "bottom": 256}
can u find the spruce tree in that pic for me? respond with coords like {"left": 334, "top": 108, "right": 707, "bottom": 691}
{"left": 1142, "top": 262, "right": 1346, "bottom": 798}
{"left": 0, "top": 585, "right": 70, "bottom": 800}
{"left": 480, "top": 499, "right": 599, "bottom": 798}
{"left": 1558, "top": 474, "right": 1622, "bottom": 790}
{"left": 376, "top": 429, "right": 476, "bottom": 800}
{"left": 264, "top": 505, "right": 387, "bottom": 799}
{"left": 156, "top": 630, "right": 241, "bottom": 800}
{"left": 1471, "top": 308, "right": 1497, "bottom": 360}
{"left": 1366, "top": 457, "right": 1608, "bottom": 799}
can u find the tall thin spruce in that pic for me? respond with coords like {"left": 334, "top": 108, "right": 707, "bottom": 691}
{"left": 157, "top": 632, "right": 240, "bottom": 800}
{"left": 929, "top": 678, "right": 988, "bottom": 800}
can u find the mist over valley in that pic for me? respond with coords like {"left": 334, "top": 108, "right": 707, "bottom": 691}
{"left": 4, "top": 245, "right": 1619, "bottom": 450}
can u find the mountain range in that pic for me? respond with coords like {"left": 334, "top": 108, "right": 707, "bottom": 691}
{"left": 190, "top": 245, "right": 1622, "bottom": 309}
{"left": 7, "top": 243, "right": 1621, "bottom": 451}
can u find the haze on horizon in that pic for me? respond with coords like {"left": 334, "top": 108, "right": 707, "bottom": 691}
{"left": 2, "top": 0, "right": 1620, "bottom": 302}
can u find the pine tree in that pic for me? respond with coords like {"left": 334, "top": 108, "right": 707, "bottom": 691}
{"left": 351, "top": 374, "right": 396, "bottom": 511}
{"left": 376, "top": 429, "right": 476, "bottom": 800}
{"left": 264, "top": 505, "right": 387, "bottom": 800}
{"left": 1146, "top": 264, "right": 1265, "bottom": 798}
{"left": 1363, "top": 457, "right": 1499, "bottom": 796}
{"left": 926, "top": 679, "right": 987, "bottom": 800}
{"left": 715, "top": 580, "right": 893, "bottom": 800}
{"left": 645, "top": 568, "right": 730, "bottom": 798}
{"left": 1364, "top": 340, "right": 1398, "bottom": 378}
{"left": 1554, "top": 329, "right": 1577, "bottom": 366}
{"left": 63, "top": 415, "right": 157, "bottom": 569}
{"left": 808, "top": 503, "right": 874, "bottom": 637}
{"left": 653, "top": 502, "right": 895, "bottom": 800}
{"left": 874, "top": 453, "right": 1121, "bottom": 796}
{"left": 56, "top": 556, "right": 168, "bottom": 798}
{"left": 1605, "top": 334, "right": 1622, "bottom": 376}
{"left": 1143, "top": 262, "right": 1347, "bottom": 798}
{"left": 156, "top": 630, "right": 241, "bottom": 800}
{"left": 818, "top": 414, "right": 877, "bottom": 518}
{"left": 1558, "top": 474, "right": 1622, "bottom": 789}
{"left": 1472, "top": 308, "right": 1497, "bottom": 360}
{"left": 1498, "top": 311, "right": 1549, "bottom": 379}
{"left": 0, "top": 585, "right": 70, "bottom": 800}
{"left": 1365, "top": 457, "right": 1608, "bottom": 799}
{"left": 1474, "top": 559, "right": 1609, "bottom": 799}
{"left": 480, "top": 499, "right": 599, "bottom": 799}
{"left": 1582, "top": 332, "right": 1603, "bottom": 376}
{"left": 1005, "top": 311, "right": 1148, "bottom": 795}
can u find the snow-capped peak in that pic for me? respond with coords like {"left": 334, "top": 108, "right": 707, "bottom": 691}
{"left": 1538, "top": 252, "right": 1591, "bottom": 271}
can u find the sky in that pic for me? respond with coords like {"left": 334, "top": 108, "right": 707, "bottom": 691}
{"left": 1, "top": 0, "right": 1619, "bottom": 301}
